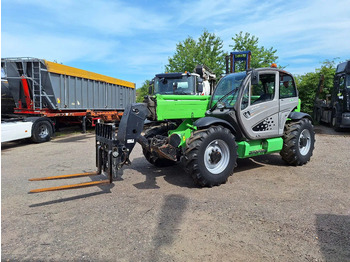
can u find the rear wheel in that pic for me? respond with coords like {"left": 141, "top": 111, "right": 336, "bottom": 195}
{"left": 142, "top": 124, "right": 177, "bottom": 167}
{"left": 280, "top": 118, "right": 315, "bottom": 165}
{"left": 31, "top": 120, "right": 53, "bottom": 143}
{"left": 184, "top": 126, "right": 237, "bottom": 187}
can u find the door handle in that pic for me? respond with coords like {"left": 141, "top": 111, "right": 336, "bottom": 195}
{"left": 243, "top": 111, "right": 251, "bottom": 118}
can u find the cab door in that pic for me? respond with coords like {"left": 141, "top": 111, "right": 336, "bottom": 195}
{"left": 239, "top": 71, "right": 280, "bottom": 140}
{"left": 278, "top": 73, "right": 299, "bottom": 135}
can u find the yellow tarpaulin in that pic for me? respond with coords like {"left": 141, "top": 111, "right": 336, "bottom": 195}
{"left": 44, "top": 60, "right": 135, "bottom": 89}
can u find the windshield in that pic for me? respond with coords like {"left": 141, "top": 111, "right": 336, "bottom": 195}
{"left": 346, "top": 74, "right": 350, "bottom": 89}
{"left": 210, "top": 72, "right": 246, "bottom": 108}
{"left": 154, "top": 75, "right": 195, "bottom": 95}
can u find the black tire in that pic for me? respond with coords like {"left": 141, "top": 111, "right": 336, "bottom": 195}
{"left": 184, "top": 125, "right": 237, "bottom": 187}
{"left": 31, "top": 120, "right": 53, "bottom": 143}
{"left": 280, "top": 118, "right": 315, "bottom": 166}
{"left": 142, "top": 124, "right": 177, "bottom": 167}
{"left": 331, "top": 110, "right": 342, "bottom": 132}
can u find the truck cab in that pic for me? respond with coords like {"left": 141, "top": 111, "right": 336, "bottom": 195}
{"left": 152, "top": 72, "right": 203, "bottom": 95}
{"left": 145, "top": 67, "right": 216, "bottom": 121}
{"left": 314, "top": 61, "right": 350, "bottom": 130}
{"left": 151, "top": 66, "right": 216, "bottom": 96}
{"left": 332, "top": 61, "right": 350, "bottom": 129}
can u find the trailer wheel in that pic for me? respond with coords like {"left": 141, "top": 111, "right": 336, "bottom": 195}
{"left": 184, "top": 126, "right": 237, "bottom": 187}
{"left": 142, "top": 124, "right": 177, "bottom": 167}
{"left": 31, "top": 120, "right": 53, "bottom": 143}
{"left": 280, "top": 118, "right": 315, "bottom": 166}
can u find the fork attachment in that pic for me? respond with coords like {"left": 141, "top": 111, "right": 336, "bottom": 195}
{"left": 28, "top": 171, "right": 110, "bottom": 193}
{"left": 29, "top": 103, "right": 149, "bottom": 193}
{"left": 95, "top": 103, "right": 149, "bottom": 179}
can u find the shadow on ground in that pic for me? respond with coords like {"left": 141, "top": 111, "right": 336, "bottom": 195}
{"left": 51, "top": 134, "right": 93, "bottom": 143}
{"left": 126, "top": 153, "right": 287, "bottom": 189}
{"left": 1, "top": 139, "right": 33, "bottom": 151}
{"left": 1, "top": 126, "right": 94, "bottom": 150}
{"left": 149, "top": 194, "right": 188, "bottom": 261}
{"left": 316, "top": 214, "right": 350, "bottom": 261}
{"left": 314, "top": 125, "right": 350, "bottom": 136}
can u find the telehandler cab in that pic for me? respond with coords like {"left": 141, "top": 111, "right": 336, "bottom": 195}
{"left": 30, "top": 65, "right": 315, "bottom": 192}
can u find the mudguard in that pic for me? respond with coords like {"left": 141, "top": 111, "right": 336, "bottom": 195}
{"left": 288, "top": 111, "right": 312, "bottom": 122}
{"left": 193, "top": 116, "right": 236, "bottom": 133}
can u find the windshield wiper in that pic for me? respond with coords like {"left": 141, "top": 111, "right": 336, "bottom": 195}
{"left": 210, "top": 88, "right": 238, "bottom": 112}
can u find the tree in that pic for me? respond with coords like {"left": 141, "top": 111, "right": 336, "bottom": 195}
{"left": 165, "top": 30, "right": 225, "bottom": 77}
{"left": 295, "top": 60, "right": 337, "bottom": 115}
{"left": 136, "top": 80, "right": 150, "bottom": 102}
{"left": 230, "top": 31, "right": 279, "bottom": 71}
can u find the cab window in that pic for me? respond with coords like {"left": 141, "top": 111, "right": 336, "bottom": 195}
{"left": 251, "top": 74, "right": 276, "bottom": 105}
{"left": 279, "top": 73, "right": 297, "bottom": 98}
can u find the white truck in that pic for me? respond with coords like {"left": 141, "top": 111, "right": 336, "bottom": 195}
{"left": 1, "top": 117, "right": 54, "bottom": 143}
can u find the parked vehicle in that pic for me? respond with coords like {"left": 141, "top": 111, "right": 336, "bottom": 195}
{"left": 1, "top": 57, "right": 135, "bottom": 142}
{"left": 30, "top": 63, "right": 315, "bottom": 192}
{"left": 314, "top": 61, "right": 350, "bottom": 131}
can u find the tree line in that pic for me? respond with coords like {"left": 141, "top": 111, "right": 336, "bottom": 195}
{"left": 136, "top": 30, "right": 339, "bottom": 115}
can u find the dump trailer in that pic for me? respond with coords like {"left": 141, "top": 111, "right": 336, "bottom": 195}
{"left": 30, "top": 64, "right": 315, "bottom": 192}
{"left": 314, "top": 60, "right": 350, "bottom": 130}
{"left": 1, "top": 57, "right": 135, "bottom": 142}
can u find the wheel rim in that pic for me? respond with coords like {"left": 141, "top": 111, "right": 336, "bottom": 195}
{"left": 38, "top": 124, "right": 49, "bottom": 138}
{"left": 299, "top": 129, "right": 311, "bottom": 156}
{"left": 204, "top": 139, "right": 230, "bottom": 174}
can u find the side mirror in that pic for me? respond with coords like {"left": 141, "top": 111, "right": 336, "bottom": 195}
{"left": 251, "top": 70, "right": 259, "bottom": 85}
{"left": 198, "top": 83, "right": 203, "bottom": 93}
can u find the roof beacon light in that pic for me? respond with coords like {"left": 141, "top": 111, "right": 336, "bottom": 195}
{"left": 271, "top": 63, "right": 277, "bottom": 68}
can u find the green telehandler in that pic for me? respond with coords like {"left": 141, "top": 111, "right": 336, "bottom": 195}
{"left": 30, "top": 63, "right": 315, "bottom": 192}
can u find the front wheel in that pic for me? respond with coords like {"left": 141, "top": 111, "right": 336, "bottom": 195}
{"left": 184, "top": 126, "right": 237, "bottom": 187}
{"left": 280, "top": 118, "right": 315, "bottom": 166}
{"left": 31, "top": 120, "right": 53, "bottom": 143}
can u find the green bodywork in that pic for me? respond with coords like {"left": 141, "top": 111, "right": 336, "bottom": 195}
{"left": 296, "top": 99, "right": 301, "bottom": 112}
{"left": 170, "top": 120, "right": 283, "bottom": 157}
{"left": 155, "top": 94, "right": 285, "bottom": 159}
{"left": 168, "top": 119, "right": 198, "bottom": 148}
{"left": 156, "top": 94, "right": 211, "bottom": 120}
{"left": 236, "top": 138, "right": 283, "bottom": 158}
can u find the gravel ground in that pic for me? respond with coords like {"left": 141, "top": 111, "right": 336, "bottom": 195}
{"left": 1, "top": 125, "right": 350, "bottom": 261}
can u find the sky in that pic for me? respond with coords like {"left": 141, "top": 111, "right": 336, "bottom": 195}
{"left": 1, "top": 0, "right": 350, "bottom": 88}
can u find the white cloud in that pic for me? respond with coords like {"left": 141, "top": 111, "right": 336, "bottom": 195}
{"left": 6, "top": 0, "right": 171, "bottom": 35}
{"left": 1, "top": 31, "right": 119, "bottom": 63}
{"left": 2, "top": 0, "right": 349, "bottom": 87}
{"left": 216, "top": 0, "right": 350, "bottom": 60}
{"left": 174, "top": 0, "right": 253, "bottom": 25}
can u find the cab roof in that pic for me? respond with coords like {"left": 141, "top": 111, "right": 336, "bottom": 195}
{"left": 155, "top": 72, "right": 197, "bottom": 79}
{"left": 336, "top": 61, "right": 350, "bottom": 74}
